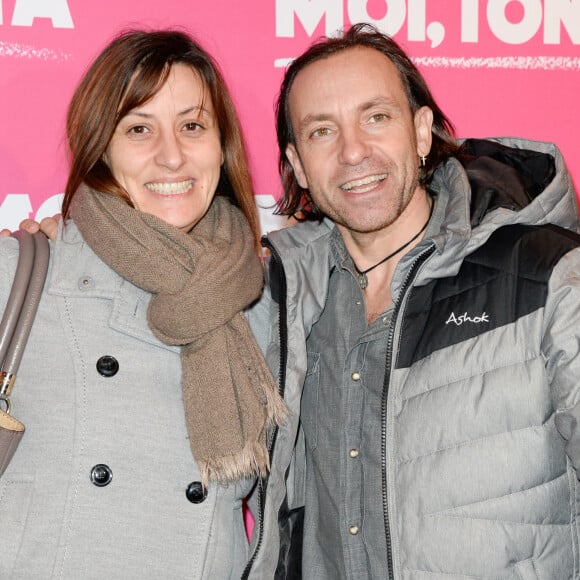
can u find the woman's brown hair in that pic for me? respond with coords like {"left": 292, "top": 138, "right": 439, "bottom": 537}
{"left": 63, "top": 29, "right": 260, "bottom": 246}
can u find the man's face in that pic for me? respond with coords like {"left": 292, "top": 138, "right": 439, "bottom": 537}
{"left": 286, "top": 46, "right": 433, "bottom": 236}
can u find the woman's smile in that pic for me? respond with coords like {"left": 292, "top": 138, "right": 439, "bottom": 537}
{"left": 144, "top": 179, "right": 194, "bottom": 195}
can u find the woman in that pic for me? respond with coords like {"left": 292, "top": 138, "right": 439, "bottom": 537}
{"left": 0, "top": 29, "right": 285, "bottom": 579}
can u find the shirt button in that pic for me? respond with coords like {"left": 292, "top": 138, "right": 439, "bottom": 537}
{"left": 382, "top": 316, "right": 389, "bottom": 325}
{"left": 78, "top": 276, "right": 95, "bottom": 291}
{"left": 90, "top": 464, "right": 113, "bottom": 487}
{"left": 185, "top": 481, "right": 208, "bottom": 504}
{"left": 349, "top": 448, "right": 359, "bottom": 458}
{"left": 96, "top": 355, "right": 119, "bottom": 377}
{"left": 349, "top": 525, "right": 359, "bottom": 535}
{"left": 351, "top": 372, "right": 361, "bottom": 381}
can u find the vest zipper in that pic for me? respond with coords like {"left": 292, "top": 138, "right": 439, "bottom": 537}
{"left": 242, "top": 238, "right": 288, "bottom": 579}
{"left": 381, "top": 244, "right": 435, "bottom": 579}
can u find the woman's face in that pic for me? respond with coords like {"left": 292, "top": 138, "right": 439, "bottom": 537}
{"left": 106, "top": 63, "right": 223, "bottom": 232}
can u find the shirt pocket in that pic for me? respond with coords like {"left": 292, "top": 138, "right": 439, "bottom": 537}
{"left": 300, "top": 351, "right": 320, "bottom": 452}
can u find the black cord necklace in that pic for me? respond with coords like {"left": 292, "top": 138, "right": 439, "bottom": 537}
{"left": 352, "top": 200, "right": 434, "bottom": 290}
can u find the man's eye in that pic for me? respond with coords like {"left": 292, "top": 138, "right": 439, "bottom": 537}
{"left": 311, "top": 127, "right": 330, "bottom": 138}
{"left": 369, "top": 113, "right": 388, "bottom": 123}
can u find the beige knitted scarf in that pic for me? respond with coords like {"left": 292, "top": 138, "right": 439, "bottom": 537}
{"left": 71, "top": 185, "right": 285, "bottom": 486}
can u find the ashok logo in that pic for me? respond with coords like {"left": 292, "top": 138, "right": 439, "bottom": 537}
{"left": 445, "top": 311, "right": 490, "bottom": 326}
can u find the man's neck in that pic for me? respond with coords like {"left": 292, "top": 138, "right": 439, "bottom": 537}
{"left": 339, "top": 189, "right": 432, "bottom": 268}
{"left": 338, "top": 189, "right": 432, "bottom": 324}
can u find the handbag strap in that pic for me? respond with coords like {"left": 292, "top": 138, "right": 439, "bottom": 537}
{"left": 0, "top": 231, "right": 50, "bottom": 414}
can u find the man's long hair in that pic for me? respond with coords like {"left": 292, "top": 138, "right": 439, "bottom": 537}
{"left": 275, "top": 23, "right": 460, "bottom": 220}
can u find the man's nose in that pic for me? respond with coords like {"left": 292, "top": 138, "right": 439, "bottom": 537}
{"left": 338, "top": 125, "right": 371, "bottom": 166}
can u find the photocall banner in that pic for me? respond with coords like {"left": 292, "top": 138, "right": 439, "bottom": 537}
{"left": 1, "top": 0, "right": 579, "bottom": 232}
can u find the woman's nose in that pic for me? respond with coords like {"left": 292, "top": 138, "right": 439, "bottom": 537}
{"left": 155, "top": 130, "right": 186, "bottom": 170}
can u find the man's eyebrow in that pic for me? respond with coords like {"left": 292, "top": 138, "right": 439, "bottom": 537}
{"left": 359, "top": 96, "right": 402, "bottom": 112}
{"left": 297, "top": 113, "right": 332, "bottom": 130}
{"left": 296, "top": 97, "right": 402, "bottom": 130}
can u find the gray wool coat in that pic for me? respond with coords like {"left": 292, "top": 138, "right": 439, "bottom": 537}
{"left": 0, "top": 222, "right": 252, "bottom": 579}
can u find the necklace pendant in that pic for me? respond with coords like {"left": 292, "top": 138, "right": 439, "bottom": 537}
{"left": 357, "top": 272, "right": 368, "bottom": 290}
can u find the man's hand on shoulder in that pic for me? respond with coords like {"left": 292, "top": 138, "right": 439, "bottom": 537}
{"left": 37, "top": 215, "right": 61, "bottom": 241}
{"left": 0, "top": 214, "right": 61, "bottom": 241}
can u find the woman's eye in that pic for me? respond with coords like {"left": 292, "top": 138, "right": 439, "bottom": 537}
{"left": 128, "top": 125, "right": 149, "bottom": 135}
{"left": 183, "top": 121, "right": 203, "bottom": 132}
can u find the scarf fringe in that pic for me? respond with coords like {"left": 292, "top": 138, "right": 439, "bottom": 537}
{"left": 263, "top": 380, "right": 287, "bottom": 428}
{"left": 200, "top": 386, "right": 287, "bottom": 488}
{"left": 200, "top": 439, "right": 271, "bottom": 488}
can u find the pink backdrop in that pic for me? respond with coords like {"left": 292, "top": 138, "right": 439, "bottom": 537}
{"left": 1, "top": 1, "right": 579, "bottom": 231}
{"left": 0, "top": 0, "right": 579, "bottom": 536}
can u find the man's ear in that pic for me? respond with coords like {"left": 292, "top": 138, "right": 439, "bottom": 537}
{"left": 286, "top": 144, "right": 308, "bottom": 189}
{"left": 415, "top": 106, "right": 434, "bottom": 159}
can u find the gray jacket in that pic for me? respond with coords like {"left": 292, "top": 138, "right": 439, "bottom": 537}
{"left": 0, "top": 222, "right": 252, "bottom": 579}
{"left": 245, "top": 138, "right": 580, "bottom": 579}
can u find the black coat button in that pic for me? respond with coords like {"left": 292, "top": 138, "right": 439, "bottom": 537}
{"left": 96, "top": 356, "right": 119, "bottom": 377}
{"left": 91, "top": 464, "right": 113, "bottom": 487}
{"left": 185, "top": 481, "right": 207, "bottom": 504}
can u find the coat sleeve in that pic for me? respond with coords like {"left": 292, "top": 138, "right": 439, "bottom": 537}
{"left": 546, "top": 247, "right": 580, "bottom": 476}
{"left": 0, "top": 237, "right": 21, "bottom": 313}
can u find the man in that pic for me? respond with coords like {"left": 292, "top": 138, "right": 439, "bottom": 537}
{"left": 244, "top": 23, "right": 580, "bottom": 580}
{"left": 16, "top": 23, "right": 580, "bottom": 580}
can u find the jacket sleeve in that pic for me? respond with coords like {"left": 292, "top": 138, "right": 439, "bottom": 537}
{"left": 546, "top": 247, "right": 580, "bottom": 476}
{"left": 246, "top": 261, "right": 277, "bottom": 362}
{"left": 244, "top": 269, "right": 278, "bottom": 533}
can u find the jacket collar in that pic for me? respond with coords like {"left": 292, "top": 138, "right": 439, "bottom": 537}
{"left": 265, "top": 138, "right": 578, "bottom": 303}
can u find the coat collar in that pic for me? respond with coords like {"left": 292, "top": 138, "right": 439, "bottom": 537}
{"left": 47, "top": 220, "right": 179, "bottom": 352}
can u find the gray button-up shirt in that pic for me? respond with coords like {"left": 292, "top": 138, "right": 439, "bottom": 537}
{"left": 300, "top": 196, "right": 444, "bottom": 579}
{"left": 301, "top": 227, "right": 392, "bottom": 579}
